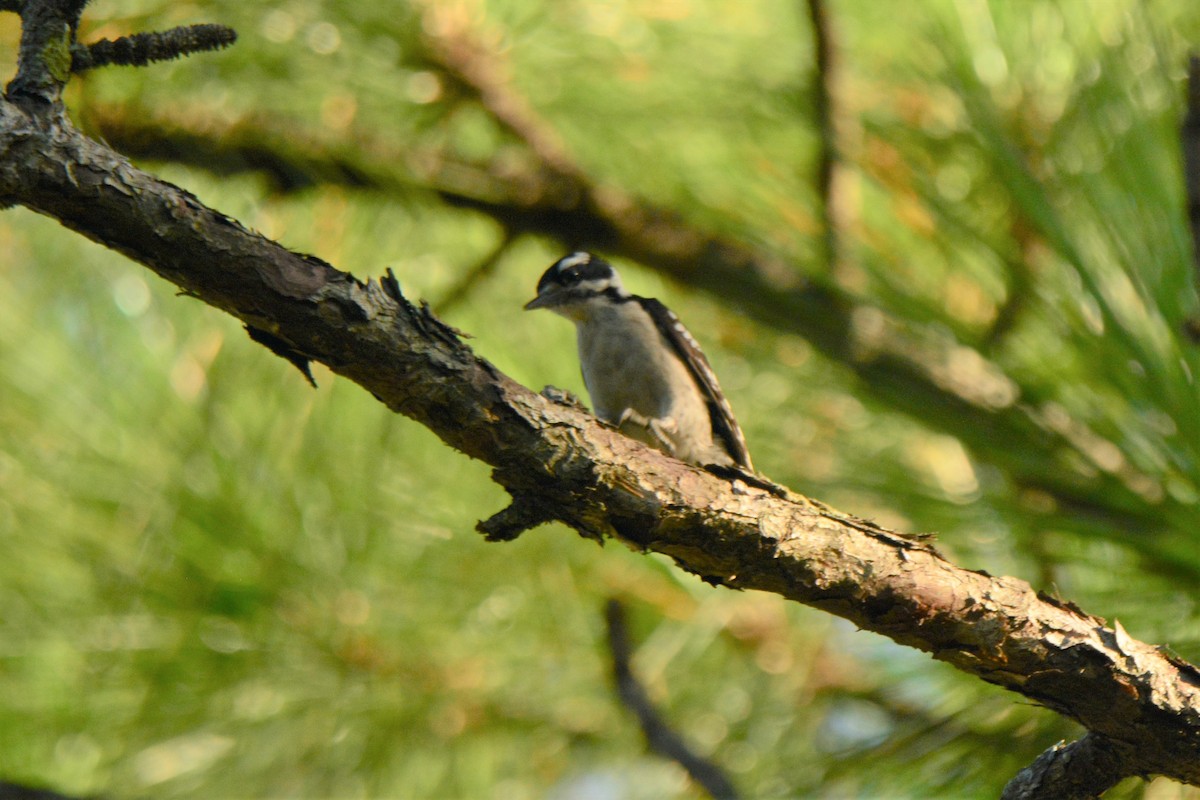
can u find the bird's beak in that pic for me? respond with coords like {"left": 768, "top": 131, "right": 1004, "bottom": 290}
{"left": 524, "top": 291, "right": 556, "bottom": 311}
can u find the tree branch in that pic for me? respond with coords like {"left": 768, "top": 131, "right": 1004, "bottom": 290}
{"left": 1001, "top": 733, "right": 1136, "bottom": 800}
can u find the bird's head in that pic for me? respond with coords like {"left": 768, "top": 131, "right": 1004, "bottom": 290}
{"left": 524, "top": 252, "right": 627, "bottom": 320}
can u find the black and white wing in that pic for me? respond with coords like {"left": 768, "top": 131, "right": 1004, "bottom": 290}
{"left": 637, "top": 297, "right": 753, "bottom": 470}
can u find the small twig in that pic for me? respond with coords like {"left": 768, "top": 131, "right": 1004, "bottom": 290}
{"left": 804, "top": 0, "right": 838, "bottom": 273}
{"left": 476, "top": 489, "right": 557, "bottom": 542}
{"left": 604, "top": 599, "right": 740, "bottom": 800}
{"left": 71, "top": 24, "right": 237, "bottom": 72}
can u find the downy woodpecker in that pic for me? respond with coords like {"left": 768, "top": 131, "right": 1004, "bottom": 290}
{"left": 525, "top": 252, "right": 752, "bottom": 470}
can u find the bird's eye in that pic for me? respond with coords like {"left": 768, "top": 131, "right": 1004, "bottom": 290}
{"left": 561, "top": 270, "right": 581, "bottom": 285}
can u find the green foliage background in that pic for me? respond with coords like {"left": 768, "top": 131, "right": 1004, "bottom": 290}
{"left": 2, "top": 0, "right": 1200, "bottom": 797}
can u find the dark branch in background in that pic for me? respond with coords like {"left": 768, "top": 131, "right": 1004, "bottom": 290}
{"left": 0, "top": 781, "right": 90, "bottom": 800}
{"left": 804, "top": 0, "right": 837, "bottom": 273}
{"left": 1000, "top": 734, "right": 1135, "bottom": 800}
{"left": 80, "top": 106, "right": 375, "bottom": 194}
{"left": 982, "top": 217, "right": 1037, "bottom": 351}
{"left": 1181, "top": 55, "right": 1200, "bottom": 341}
{"left": 435, "top": 228, "right": 517, "bottom": 314}
{"left": 71, "top": 24, "right": 236, "bottom": 72}
{"left": 604, "top": 600, "right": 740, "bottom": 800}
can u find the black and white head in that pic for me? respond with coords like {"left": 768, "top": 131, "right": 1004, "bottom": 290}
{"left": 524, "top": 252, "right": 628, "bottom": 319}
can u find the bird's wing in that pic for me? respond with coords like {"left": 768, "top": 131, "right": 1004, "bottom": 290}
{"left": 637, "top": 297, "right": 753, "bottom": 470}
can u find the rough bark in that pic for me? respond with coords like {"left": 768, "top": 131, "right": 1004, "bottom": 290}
{"left": 4, "top": 2, "right": 1200, "bottom": 793}
{"left": 1001, "top": 734, "right": 1137, "bottom": 800}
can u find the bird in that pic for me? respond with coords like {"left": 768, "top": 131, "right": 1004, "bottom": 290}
{"left": 524, "top": 251, "right": 753, "bottom": 470}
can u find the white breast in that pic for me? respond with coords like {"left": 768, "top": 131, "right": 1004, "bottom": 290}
{"left": 574, "top": 300, "right": 720, "bottom": 463}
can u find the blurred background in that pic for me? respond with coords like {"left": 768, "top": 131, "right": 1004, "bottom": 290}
{"left": 2, "top": 0, "right": 1200, "bottom": 797}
